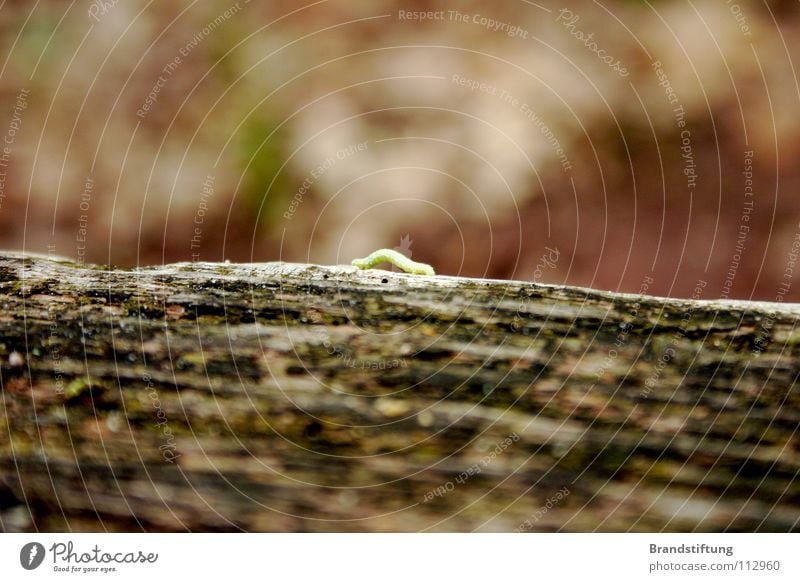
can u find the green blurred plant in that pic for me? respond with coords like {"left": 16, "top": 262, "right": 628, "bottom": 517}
{"left": 236, "top": 115, "right": 293, "bottom": 227}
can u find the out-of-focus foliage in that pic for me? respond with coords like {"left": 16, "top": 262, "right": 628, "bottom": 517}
{"left": 0, "top": 0, "right": 798, "bottom": 300}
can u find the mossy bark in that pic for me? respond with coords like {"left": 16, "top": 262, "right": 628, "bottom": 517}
{"left": 0, "top": 252, "right": 798, "bottom": 532}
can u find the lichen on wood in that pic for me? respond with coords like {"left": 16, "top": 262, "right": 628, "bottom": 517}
{"left": 0, "top": 252, "right": 798, "bottom": 532}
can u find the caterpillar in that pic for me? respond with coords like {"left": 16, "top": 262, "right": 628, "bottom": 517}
{"left": 351, "top": 249, "right": 435, "bottom": 276}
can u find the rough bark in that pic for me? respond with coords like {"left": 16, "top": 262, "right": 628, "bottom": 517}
{"left": 0, "top": 251, "right": 798, "bottom": 532}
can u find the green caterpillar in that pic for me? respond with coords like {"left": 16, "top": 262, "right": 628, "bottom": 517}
{"left": 351, "top": 249, "right": 435, "bottom": 276}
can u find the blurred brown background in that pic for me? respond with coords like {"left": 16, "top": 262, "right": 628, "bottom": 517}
{"left": 0, "top": 0, "right": 798, "bottom": 300}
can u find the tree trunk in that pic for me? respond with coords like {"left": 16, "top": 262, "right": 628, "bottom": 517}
{"left": 0, "top": 251, "right": 798, "bottom": 532}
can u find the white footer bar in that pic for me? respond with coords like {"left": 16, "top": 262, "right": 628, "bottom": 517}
{"left": 1, "top": 533, "right": 796, "bottom": 581}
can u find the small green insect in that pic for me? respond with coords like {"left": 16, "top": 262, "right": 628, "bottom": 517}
{"left": 351, "top": 249, "right": 435, "bottom": 276}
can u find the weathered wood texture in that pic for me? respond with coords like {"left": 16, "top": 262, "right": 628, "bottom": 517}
{"left": 0, "top": 252, "right": 799, "bottom": 532}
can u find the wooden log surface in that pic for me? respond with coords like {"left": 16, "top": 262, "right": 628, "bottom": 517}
{"left": 0, "top": 251, "right": 798, "bottom": 532}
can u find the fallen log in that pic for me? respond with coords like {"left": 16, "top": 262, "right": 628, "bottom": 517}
{"left": 0, "top": 252, "right": 798, "bottom": 531}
